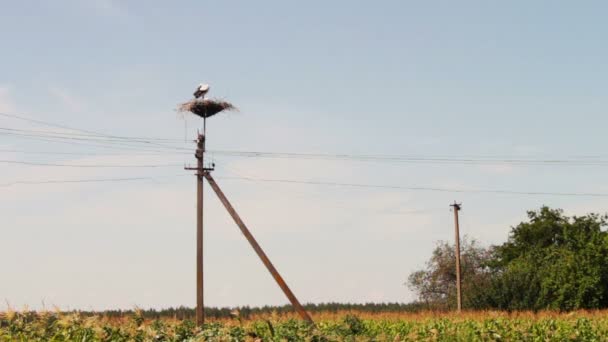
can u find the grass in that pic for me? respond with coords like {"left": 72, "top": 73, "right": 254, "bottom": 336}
{"left": 2, "top": 309, "right": 608, "bottom": 341}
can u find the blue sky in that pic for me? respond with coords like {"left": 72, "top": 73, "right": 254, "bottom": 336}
{"left": 1, "top": 0, "right": 608, "bottom": 311}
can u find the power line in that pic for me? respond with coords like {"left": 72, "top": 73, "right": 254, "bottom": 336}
{"left": 0, "top": 126, "right": 186, "bottom": 142}
{"left": 5, "top": 144, "right": 608, "bottom": 166}
{"left": 217, "top": 175, "right": 608, "bottom": 197}
{"left": 1, "top": 132, "right": 191, "bottom": 154}
{"left": 0, "top": 128, "right": 189, "bottom": 150}
{"left": 3, "top": 112, "right": 608, "bottom": 165}
{"left": 0, "top": 112, "right": 128, "bottom": 139}
{"left": 0, "top": 177, "right": 150, "bottom": 187}
{"left": 0, "top": 129, "right": 190, "bottom": 151}
{"left": 0, "top": 112, "right": 175, "bottom": 141}
{"left": 6, "top": 112, "right": 608, "bottom": 167}
{"left": 219, "top": 164, "right": 448, "bottom": 216}
{"left": 0, "top": 148, "right": 188, "bottom": 156}
{"left": 209, "top": 150, "right": 608, "bottom": 166}
{"left": 0, "top": 174, "right": 190, "bottom": 187}
{"left": 4, "top": 154, "right": 602, "bottom": 196}
{"left": 0, "top": 160, "right": 183, "bottom": 168}
{"left": 0, "top": 112, "right": 190, "bottom": 151}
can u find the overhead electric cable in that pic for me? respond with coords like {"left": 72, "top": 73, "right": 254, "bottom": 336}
{"left": 217, "top": 175, "right": 608, "bottom": 198}
{"left": 0, "top": 160, "right": 183, "bottom": 168}
{"left": 208, "top": 150, "right": 608, "bottom": 166}
{"left": 0, "top": 130, "right": 190, "bottom": 151}
{"left": 1, "top": 132, "right": 191, "bottom": 153}
{"left": 0, "top": 174, "right": 190, "bottom": 187}
{"left": 0, "top": 148, "right": 188, "bottom": 156}
{"left": 0, "top": 126, "right": 188, "bottom": 143}
{"left": 0, "top": 112, "right": 190, "bottom": 151}
{"left": 0, "top": 177, "right": 149, "bottom": 187}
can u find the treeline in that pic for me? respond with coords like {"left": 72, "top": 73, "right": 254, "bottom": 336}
{"left": 408, "top": 206, "right": 608, "bottom": 311}
{"left": 78, "top": 302, "right": 426, "bottom": 320}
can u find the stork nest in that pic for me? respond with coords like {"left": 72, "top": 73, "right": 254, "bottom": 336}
{"left": 178, "top": 99, "right": 237, "bottom": 118}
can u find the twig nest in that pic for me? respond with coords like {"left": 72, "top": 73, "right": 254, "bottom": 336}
{"left": 178, "top": 99, "right": 237, "bottom": 118}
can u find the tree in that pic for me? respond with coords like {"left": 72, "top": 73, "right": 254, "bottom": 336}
{"left": 407, "top": 237, "right": 493, "bottom": 310}
{"left": 408, "top": 207, "right": 608, "bottom": 311}
{"left": 486, "top": 207, "right": 608, "bottom": 311}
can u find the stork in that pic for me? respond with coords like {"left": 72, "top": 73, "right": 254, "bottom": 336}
{"left": 193, "top": 83, "right": 210, "bottom": 99}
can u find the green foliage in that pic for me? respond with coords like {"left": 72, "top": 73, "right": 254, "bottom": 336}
{"left": 407, "top": 237, "right": 493, "bottom": 309}
{"left": 487, "top": 207, "right": 608, "bottom": 311}
{"left": 343, "top": 314, "right": 365, "bottom": 335}
{"left": 409, "top": 206, "right": 608, "bottom": 311}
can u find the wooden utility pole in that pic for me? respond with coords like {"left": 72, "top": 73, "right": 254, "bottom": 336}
{"left": 204, "top": 173, "right": 314, "bottom": 325}
{"left": 450, "top": 202, "right": 462, "bottom": 312}
{"left": 185, "top": 129, "right": 214, "bottom": 326}
{"left": 195, "top": 133, "right": 205, "bottom": 325}
{"left": 181, "top": 89, "right": 311, "bottom": 325}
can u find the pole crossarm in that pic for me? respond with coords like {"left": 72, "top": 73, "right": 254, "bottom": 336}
{"left": 203, "top": 172, "right": 314, "bottom": 324}
{"left": 185, "top": 166, "right": 215, "bottom": 172}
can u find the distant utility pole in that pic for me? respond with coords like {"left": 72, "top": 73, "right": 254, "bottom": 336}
{"left": 450, "top": 201, "right": 462, "bottom": 313}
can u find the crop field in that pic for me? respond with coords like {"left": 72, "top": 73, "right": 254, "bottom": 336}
{"left": 2, "top": 310, "right": 608, "bottom": 341}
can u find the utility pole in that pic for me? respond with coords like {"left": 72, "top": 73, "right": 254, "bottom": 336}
{"left": 181, "top": 85, "right": 312, "bottom": 325}
{"left": 195, "top": 133, "right": 205, "bottom": 325}
{"left": 185, "top": 130, "right": 213, "bottom": 326}
{"left": 450, "top": 201, "right": 462, "bottom": 313}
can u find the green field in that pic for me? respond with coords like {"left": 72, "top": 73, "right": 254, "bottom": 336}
{"left": 3, "top": 310, "right": 608, "bottom": 341}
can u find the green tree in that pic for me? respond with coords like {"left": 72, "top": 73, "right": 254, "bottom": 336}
{"left": 409, "top": 207, "right": 608, "bottom": 311}
{"left": 407, "top": 237, "right": 493, "bottom": 310}
{"left": 486, "top": 207, "right": 608, "bottom": 311}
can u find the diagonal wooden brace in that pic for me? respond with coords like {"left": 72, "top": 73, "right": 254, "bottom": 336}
{"left": 203, "top": 172, "right": 314, "bottom": 324}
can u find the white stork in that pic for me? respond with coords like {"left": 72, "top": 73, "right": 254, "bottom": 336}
{"left": 193, "top": 83, "right": 210, "bottom": 99}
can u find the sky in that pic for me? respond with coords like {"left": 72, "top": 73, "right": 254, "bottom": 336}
{"left": 1, "top": 0, "right": 608, "bottom": 311}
